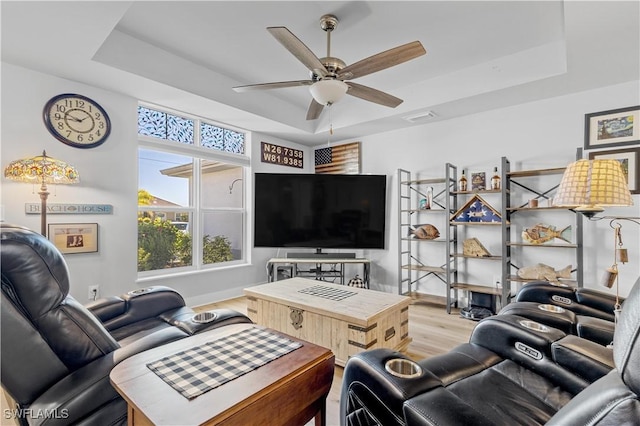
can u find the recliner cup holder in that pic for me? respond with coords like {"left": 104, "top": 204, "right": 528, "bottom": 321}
{"left": 538, "top": 304, "right": 566, "bottom": 313}
{"left": 385, "top": 358, "right": 423, "bottom": 378}
{"left": 192, "top": 311, "right": 218, "bottom": 324}
{"left": 128, "top": 288, "right": 151, "bottom": 295}
{"left": 519, "top": 319, "right": 550, "bottom": 333}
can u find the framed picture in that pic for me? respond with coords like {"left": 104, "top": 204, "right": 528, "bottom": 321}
{"left": 584, "top": 105, "right": 640, "bottom": 150}
{"left": 588, "top": 147, "right": 640, "bottom": 194}
{"left": 48, "top": 223, "right": 98, "bottom": 254}
{"left": 471, "top": 172, "right": 486, "bottom": 190}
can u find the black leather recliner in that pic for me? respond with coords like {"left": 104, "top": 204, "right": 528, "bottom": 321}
{"left": 499, "top": 281, "right": 623, "bottom": 345}
{"left": 340, "top": 278, "right": 639, "bottom": 425}
{"left": 0, "top": 224, "right": 251, "bottom": 425}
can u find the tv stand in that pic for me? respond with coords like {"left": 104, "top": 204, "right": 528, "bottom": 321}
{"left": 267, "top": 257, "right": 370, "bottom": 288}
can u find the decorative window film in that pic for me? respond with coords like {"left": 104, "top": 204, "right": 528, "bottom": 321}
{"left": 138, "top": 106, "right": 167, "bottom": 139}
{"left": 138, "top": 106, "right": 244, "bottom": 154}
{"left": 167, "top": 114, "right": 194, "bottom": 144}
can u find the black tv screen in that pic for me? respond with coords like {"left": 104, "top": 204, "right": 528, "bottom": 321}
{"left": 254, "top": 173, "right": 387, "bottom": 249}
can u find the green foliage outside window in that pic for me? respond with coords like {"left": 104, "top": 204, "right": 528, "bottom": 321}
{"left": 137, "top": 217, "right": 233, "bottom": 272}
{"left": 203, "top": 235, "right": 233, "bottom": 264}
{"left": 137, "top": 189, "right": 233, "bottom": 271}
{"left": 137, "top": 217, "right": 179, "bottom": 271}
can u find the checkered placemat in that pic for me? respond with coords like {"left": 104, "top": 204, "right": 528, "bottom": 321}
{"left": 298, "top": 285, "right": 357, "bottom": 301}
{"left": 147, "top": 327, "right": 302, "bottom": 399}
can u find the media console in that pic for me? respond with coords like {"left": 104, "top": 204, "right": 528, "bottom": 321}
{"left": 267, "top": 257, "right": 370, "bottom": 288}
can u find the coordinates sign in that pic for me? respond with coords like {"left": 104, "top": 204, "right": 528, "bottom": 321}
{"left": 261, "top": 142, "right": 303, "bottom": 168}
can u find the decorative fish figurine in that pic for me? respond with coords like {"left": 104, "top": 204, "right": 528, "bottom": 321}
{"left": 518, "top": 264, "right": 572, "bottom": 282}
{"left": 409, "top": 224, "right": 440, "bottom": 240}
{"left": 522, "top": 224, "right": 571, "bottom": 244}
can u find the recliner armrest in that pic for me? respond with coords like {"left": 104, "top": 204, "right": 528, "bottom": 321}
{"left": 97, "top": 286, "right": 186, "bottom": 331}
{"left": 576, "top": 315, "right": 615, "bottom": 346}
{"left": 341, "top": 349, "right": 443, "bottom": 426}
{"left": 576, "top": 288, "right": 620, "bottom": 311}
{"left": 499, "top": 301, "right": 578, "bottom": 335}
{"left": 515, "top": 281, "right": 578, "bottom": 305}
{"left": 160, "top": 307, "right": 252, "bottom": 335}
{"left": 551, "top": 335, "right": 614, "bottom": 383}
{"left": 515, "top": 282, "right": 617, "bottom": 321}
{"left": 85, "top": 296, "right": 126, "bottom": 323}
{"left": 418, "top": 343, "right": 502, "bottom": 385}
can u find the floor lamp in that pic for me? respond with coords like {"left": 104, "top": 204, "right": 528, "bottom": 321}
{"left": 4, "top": 150, "right": 79, "bottom": 235}
{"left": 553, "top": 158, "right": 636, "bottom": 325}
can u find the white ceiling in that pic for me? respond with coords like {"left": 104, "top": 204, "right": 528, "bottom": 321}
{"left": 2, "top": 1, "right": 639, "bottom": 146}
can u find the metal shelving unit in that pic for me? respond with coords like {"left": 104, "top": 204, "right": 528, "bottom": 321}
{"left": 449, "top": 164, "right": 507, "bottom": 312}
{"left": 397, "top": 165, "right": 458, "bottom": 311}
{"left": 501, "top": 150, "right": 584, "bottom": 300}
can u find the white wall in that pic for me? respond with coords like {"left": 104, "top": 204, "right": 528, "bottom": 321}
{"left": 0, "top": 63, "right": 313, "bottom": 305}
{"left": 345, "top": 80, "right": 640, "bottom": 297}
{"left": 2, "top": 62, "right": 638, "bottom": 305}
{"left": 1, "top": 63, "right": 139, "bottom": 302}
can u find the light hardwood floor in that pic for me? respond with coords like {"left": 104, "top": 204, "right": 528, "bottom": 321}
{"left": 196, "top": 293, "right": 478, "bottom": 426}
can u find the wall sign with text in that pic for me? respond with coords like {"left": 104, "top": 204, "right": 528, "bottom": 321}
{"left": 25, "top": 203, "right": 113, "bottom": 214}
{"left": 261, "top": 142, "right": 303, "bottom": 168}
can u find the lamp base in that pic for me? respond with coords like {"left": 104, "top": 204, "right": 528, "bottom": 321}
{"left": 39, "top": 187, "right": 49, "bottom": 236}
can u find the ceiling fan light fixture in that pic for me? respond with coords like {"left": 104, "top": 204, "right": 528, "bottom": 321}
{"left": 309, "top": 79, "right": 348, "bottom": 106}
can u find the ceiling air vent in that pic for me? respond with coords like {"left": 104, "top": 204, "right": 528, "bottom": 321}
{"left": 403, "top": 110, "right": 437, "bottom": 123}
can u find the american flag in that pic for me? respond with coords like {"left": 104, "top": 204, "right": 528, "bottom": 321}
{"left": 452, "top": 195, "right": 503, "bottom": 223}
{"left": 314, "top": 142, "right": 361, "bottom": 174}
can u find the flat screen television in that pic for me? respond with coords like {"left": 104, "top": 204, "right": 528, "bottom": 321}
{"left": 254, "top": 173, "right": 387, "bottom": 250}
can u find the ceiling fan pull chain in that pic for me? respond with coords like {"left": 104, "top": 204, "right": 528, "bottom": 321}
{"left": 327, "top": 104, "right": 334, "bottom": 146}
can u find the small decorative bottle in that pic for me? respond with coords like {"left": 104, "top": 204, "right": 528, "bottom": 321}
{"left": 490, "top": 167, "right": 501, "bottom": 190}
{"left": 458, "top": 171, "right": 468, "bottom": 192}
{"left": 425, "top": 187, "right": 433, "bottom": 209}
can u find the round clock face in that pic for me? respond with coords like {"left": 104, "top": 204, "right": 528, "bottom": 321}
{"left": 43, "top": 93, "right": 111, "bottom": 148}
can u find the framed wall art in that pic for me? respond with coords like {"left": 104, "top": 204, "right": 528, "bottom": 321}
{"left": 588, "top": 147, "right": 640, "bottom": 194}
{"left": 48, "top": 223, "right": 99, "bottom": 254}
{"left": 315, "top": 142, "right": 361, "bottom": 174}
{"left": 584, "top": 105, "right": 639, "bottom": 150}
{"left": 471, "top": 172, "right": 486, "bottom": 190}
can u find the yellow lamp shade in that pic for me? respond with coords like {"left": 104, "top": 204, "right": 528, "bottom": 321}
{"left": 553, "top": 159, "right": 633, "bottom": 215}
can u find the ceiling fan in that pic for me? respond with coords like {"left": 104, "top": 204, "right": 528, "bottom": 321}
{"left": 232, "top": 14, "right": 427, "bottom": 120}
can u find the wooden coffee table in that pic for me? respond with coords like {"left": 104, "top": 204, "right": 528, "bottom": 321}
{"left": 244, "top": 277, "right": 412, "bottom": 366}
{"left": 110, "top": 323, "right": 334, "bottom": 426}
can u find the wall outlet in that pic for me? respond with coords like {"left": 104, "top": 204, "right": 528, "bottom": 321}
{"left": 88, "top": 285, "right": 100, "bottom": 301}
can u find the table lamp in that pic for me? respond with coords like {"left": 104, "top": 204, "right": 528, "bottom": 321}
{"left": 4, "top": 150, "right": 79, "bottom": 235}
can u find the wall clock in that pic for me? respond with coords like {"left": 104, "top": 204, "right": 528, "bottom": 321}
{"left": 43, "top": 93, "right": 111, "bottom": 148}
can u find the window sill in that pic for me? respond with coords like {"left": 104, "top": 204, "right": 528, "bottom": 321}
{"left": 136, "top": 261, "right": 250, "bottom": 284}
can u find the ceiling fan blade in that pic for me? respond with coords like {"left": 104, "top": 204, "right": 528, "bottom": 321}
{"left": 306, "top": 98, "right": 324, "bottom": 120}
{"left": 346, "top": 82, "right": 403, "bottom": 108}
{"left": 338, "top": 41, "right": 426, "bottom": 80}
{"left": 233, "top": 80, "right": 313, "bottom": 93}
{"left": 267, "top": 27, "right": 329, "bottom": 77}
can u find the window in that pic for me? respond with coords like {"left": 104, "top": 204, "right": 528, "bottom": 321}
{"left": 137, "top": 105, "right": 249, "bottom": 275}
